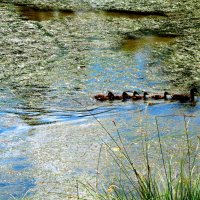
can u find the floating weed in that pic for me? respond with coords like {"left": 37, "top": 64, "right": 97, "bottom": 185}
{"left": 107, "top": 184, "right": 118, "bottom": 193}
{"left": 112, "top": 147, "right": 122, "bottom": 152}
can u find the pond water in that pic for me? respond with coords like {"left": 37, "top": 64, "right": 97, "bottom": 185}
{"left": 121, "top": 36, "right": 175, "bottom": 52}
{"left": 17, "top": 6, "right": 74, "bottom": 21}
{"left": 0, "top": 3, "right": 199, "bottom": 199}
{"left": 104, "top": 10, "right": 167, "bottom": 19}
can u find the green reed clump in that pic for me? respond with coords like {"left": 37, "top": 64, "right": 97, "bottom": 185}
{"left": 80, "top": 115, "right": 200, "bottom": 200}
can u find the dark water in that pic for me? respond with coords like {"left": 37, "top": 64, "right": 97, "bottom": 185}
{"left": 105, "top": 10, "right": 166, "bottom": 19}
{"left": 0, "top": 3, "right": 199, "bottom": 199}
{"left": 17, "top": 6, "right": 74, "bottom": 21}
{"left": 121, "top": 36, "right": 175, "bottom": 51}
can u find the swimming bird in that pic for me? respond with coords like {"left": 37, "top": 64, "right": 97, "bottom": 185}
{"left": 172, "top": 88, "right": 198, "bottom": 102}
{"left": 94, "top": 91, "right": 115, "bottom": 101}
{"left": 132, "top": 91, "right": 140, "bottom": 97}
{"left": 122, "top": 91, "right": 132, "bottom": 100}
{"left": 114, "top": 91, "right": 138, "bottom": 101}
{"left": 132, "top": 92, "right": 149, "bottom": 100}
{"left": 113, "top": 92, "right": 129, "bottom": 100}
{"left": 150, "top": 92, "right": 170, "bottom": 100}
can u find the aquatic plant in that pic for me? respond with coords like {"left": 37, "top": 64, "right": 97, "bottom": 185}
{"left": 79, "top": 113, "right": 200, "bottom": 200}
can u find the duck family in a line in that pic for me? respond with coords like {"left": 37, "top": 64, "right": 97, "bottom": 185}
{"left": 94, "top": 88, "right": 198, "bottom": 102}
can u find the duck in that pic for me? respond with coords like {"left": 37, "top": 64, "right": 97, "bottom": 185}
{"left": 122, "top": 91, "right": 132, "bottom": 100}
{"left": 132, "top": 92, "right": 149, "bottom": 100}
{"left": 114, "top": 91, "right": 137, "bottom": 101}
{"left": 94, "top": 91, "right": 115, "bottom": 101}
{"left": 132, "top": 91, "right": 140, "bottom": 97}
{"left": 113, "top": 92, "right": 129, "bottom": 100}
{"left": 172, "top": 88, "right": 198, "bottom": 102}
{"left": 150, "top": 92, "right": 170, "bottom": 100}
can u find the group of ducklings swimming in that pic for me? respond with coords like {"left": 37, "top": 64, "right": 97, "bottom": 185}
{"left": 94, "top": 88, "right": 198, "bottom": 103}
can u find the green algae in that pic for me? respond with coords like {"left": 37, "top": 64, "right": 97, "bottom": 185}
{"left": 1, "top": 1, "right": 199, "bottom": 93}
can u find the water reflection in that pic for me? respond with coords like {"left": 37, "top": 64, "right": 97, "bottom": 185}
{"left": 121, "top": 36, "right": 175, "bottom": 52}
{"left": 104, "top": 10, "right": 166, "bottom": 19}
{"left": 0, "top": 176, "right": 35, "bottom": 200}
{"left": 17, "top": 6, "right": 74, "bottom": 21}
{"left": 0, "top": 116, "right": 34, "bottom": 199}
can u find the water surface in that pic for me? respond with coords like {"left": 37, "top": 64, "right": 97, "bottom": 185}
{"left": 0, "top": 3, "right": 199, "bottom": 199}
{"left": 121, "top": 36, "right": 175, "bottom": 52}
{"left": 17, "top": 6, "right": 74, "bottom": 21}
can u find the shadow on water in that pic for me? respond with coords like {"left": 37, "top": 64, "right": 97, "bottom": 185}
{"left": 105, "top": 9, "right": 167, "bottom": 18}
{"left": 104, "top": 9, "right": 167, "bottom": 19}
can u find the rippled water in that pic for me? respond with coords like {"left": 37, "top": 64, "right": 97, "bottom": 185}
{"left": 0, "top": 3, "right": 199, "bottom": 199}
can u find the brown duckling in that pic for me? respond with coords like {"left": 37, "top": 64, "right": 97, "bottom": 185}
{"left": 132, "top": 92, "right": 149, "bottom": 100}
{"left": 94, "top": 91, "right": 115, "bottom": 101}
{"left": 113, "top": 92, "right": 128, "bottom": 100}
{"left": 122, "top": 91, "right": 132, "bottom": 100}
{"left": 132, "top": 91, "right": 140, "bottom": 97}
{"left": 172, "top": 88, "right": 198, "bottom": 102}
{"left": 150, "top": 92, "right": 170, "bottom": 100}
{"left": 114, "top": 91, "right": 135, "bottom": 101}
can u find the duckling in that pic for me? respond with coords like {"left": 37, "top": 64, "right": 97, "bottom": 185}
{"left": 132, "top": 91, "right": 139, "bottom": 97}
{"left": 113, "top": 92, "right": 130, "bottom": 100}
{"left": 122, "top": 91, "right": 132, "bottom": 100}
{"left": 172, "top": 88, "right": 198, "bottom": 102}
{"left": 150, "top": 92, "right": 170, "bottom": 100}
{"left": 118, "top": 91, "right": 139, "bottom": 101}
{"left": 94, "top": 91, "right": 115, "bottom": 101}
{"left": 132, "top": 92, "right": 149, "bottom": 100}
{"left": 122, "top": 91, "right": 140, "bottom": 101}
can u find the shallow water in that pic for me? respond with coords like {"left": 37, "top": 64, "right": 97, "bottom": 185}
{"left": 0, "top": 2, "right": 199, "bottom": 199}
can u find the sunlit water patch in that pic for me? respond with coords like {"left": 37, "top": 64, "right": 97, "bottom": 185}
{"left": 0, "top": 119, "right": 34, "bottom": 199}
{"left": 0, "top": 175, "right": 35, "bottom": 200}
{"left": 86, "top": 35, "right": 175, "bottom": 94}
